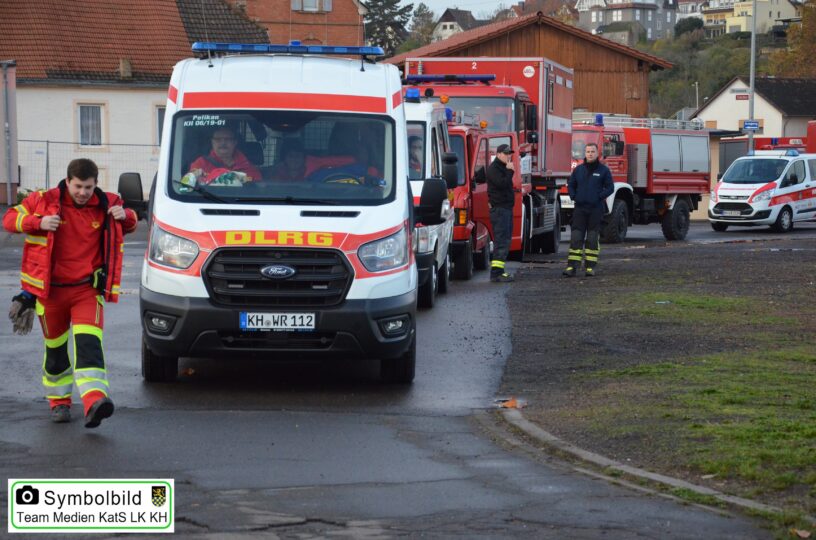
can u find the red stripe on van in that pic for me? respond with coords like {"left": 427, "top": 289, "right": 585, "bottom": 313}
{"left": 392, "top": 91, "right": 402, "bottom": 109}
{"left": 182, "top": 92, "right": 387, "bottom": 113}
{"left": 168, "top": 85, "right": 178, "bottom": 104}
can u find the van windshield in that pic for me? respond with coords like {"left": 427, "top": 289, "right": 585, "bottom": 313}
{"left": 429, "top": 97, "right": 514, "bottom": 132}
{"left": 722, "top": 158, "right": 787, "bottom": 184}
{"left": 168, "top": 111, "right": 395, "bottom": 205}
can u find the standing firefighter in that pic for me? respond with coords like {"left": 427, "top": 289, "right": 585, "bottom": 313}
{"left": 564, "top": 143, "right": 614, "bottom": 277}
{"left": 3, "top": 159, "right": 137, "bottom": 427}
{"left": 487, "top": 144, "right": 516, "bottom": 283}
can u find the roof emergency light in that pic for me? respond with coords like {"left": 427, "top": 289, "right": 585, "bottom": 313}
{"left": 785, "top": 149, "right": 800, "bottom": 156}
{"left": 404, "top": 88, "right": 421, "bottom": 103}
{"left": 404, "top": 74, "right": 496, "bottom": 84}
{"left": 191, "top": 42, "right": 385, "bottom": 57}
{"left": 594, "top": 113, "right": 604, "bottom": 127}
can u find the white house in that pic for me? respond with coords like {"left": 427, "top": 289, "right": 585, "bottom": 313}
{"left": 432, "top": 9, "right": 489, "bottom": 42}
{"left": 692, "top": 77, "right": 816, "bottom": 137}
{"left": 0, "top": 0, "right": 268, "bottom": 193}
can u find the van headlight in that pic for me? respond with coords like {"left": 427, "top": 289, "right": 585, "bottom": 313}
{"left": 358, "top": 227, "right": 409, "bottom": 272}
{"left": 752, "top": 190, "right": 773, "bottom": 203}
{"left": 149, "top": 225, "right": 199, "bottom": 269}
{"left": 414, "top": 225, "right": 432, "bottom": 254}
{"left": 710, "top": 189, "right": 717, "bottom": 203}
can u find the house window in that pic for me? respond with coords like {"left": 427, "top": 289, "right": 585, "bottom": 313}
{"left": 156, "top": 106, "right": 166, "bottom": 145}
{"left": 591, "top": 11, "right": 597, "bottom": 22}
{"left": 636, "top": 9, "right": 641, "bottom": 20}
{"left": 648, "top": 27, "right": 653, "bottom": 38}
{"left": 658, "top": 20, "right": 662, "bottom": 30}
{"left": 667, "top": 11, "right": 671, "bottom": 21}
{"left": 79, "top": 104, "right": 103, "bottom": 146}
{"left": 648, "top": 10, "right": 652, "bottom": 20}
{"left": 303, "top": 0, "right": 318, "bottom": 11}
{"left": 613, "top": 9, "right": 622, "bottom": 21}
{"left": 292, "top": 0, "right": 329, "bottom": 11}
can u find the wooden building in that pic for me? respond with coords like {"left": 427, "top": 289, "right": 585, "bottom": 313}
{"left": 388, "top": 12, "right": 672, "bottom": 117}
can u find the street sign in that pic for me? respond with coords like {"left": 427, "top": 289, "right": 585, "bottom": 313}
{"left": 743, "top": 120, "right": 760, "bottom": 131}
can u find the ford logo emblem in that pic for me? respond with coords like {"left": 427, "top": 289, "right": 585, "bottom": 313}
{"left": 259, "top": 264, "right": 296, "bottom": 279}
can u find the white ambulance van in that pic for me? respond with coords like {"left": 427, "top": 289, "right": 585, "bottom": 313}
{"left": 708, "top": 150, "right": 816, "bottom": 232}
{"left": 404, "top": 90, "right": 456, "bottom": 309}
{"left": 123, "top": 42, "right": 452, "bottom": 384}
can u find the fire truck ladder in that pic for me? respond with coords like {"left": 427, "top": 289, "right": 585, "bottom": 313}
{"left": 573, "top": 112, "right": 706, "bottom": 131}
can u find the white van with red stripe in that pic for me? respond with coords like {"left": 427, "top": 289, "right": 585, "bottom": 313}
{"left": 709, "top": 150, "right": 816, "bottom": 232}
{"left": 133, "top": 42, "right": 450, "bottom": 384}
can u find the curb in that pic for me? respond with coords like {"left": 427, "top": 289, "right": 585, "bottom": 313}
{"left": 501, "top": 409, "right": 816, "bottom": 523}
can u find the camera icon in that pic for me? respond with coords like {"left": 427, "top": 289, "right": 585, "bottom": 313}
{"left": 15, "top": 485, "right": 39, "bottom": 505}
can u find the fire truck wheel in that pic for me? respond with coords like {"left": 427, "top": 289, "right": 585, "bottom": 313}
{"left": 710, "top": 221, "right": 729, "bottom": 232}
{"left": 455, "top": 240, "right": 475, "bottom": 278}
{"left": 771, "top": 206, "right": 794, "bottom": 233}
{"left": 539, "top": 209, "right": 561, "bottom": 254}
{"left": 472, "top": 237, "right": 489, "bottom": 272}
{"left": 380, "top": 332, "right": 416, "bottom": 384}
{"left": 438, "top": 250, "right": 451, "bottom": 294}
{"left": 141, "top": 338, "right": 178, "bottom": 383}
{"left": 601, "top": 199, "right": 629, "bottom": 243}
{"left": 661, "top": 198, "right": 691, "bottom": 241}
{"left": 418, "top": 260, "right": 438, "bottom": 309}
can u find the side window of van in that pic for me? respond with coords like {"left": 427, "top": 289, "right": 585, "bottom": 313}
{"left": 473, "top": 139, "right": 490, "bottom": 183}
{"left": 809, "top": 160, "right": 816, "bottom": 181}
{"left": 430, "top": 127, "right": 440, "bottom": 178}
{"left": 784, "top": 161, "right": 806, "bottom": 186}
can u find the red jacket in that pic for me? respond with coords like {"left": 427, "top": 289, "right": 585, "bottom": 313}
{"left": 2, "top": 181, "right": 138, "bottom": 302}
{"left": 189, "top": 149, "right": 261, "bottom": 184}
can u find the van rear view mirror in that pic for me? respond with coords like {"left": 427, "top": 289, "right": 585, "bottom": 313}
{"left": 441, "top": 152, "right": 459, "bottom": 190}
{"left": 416, "top": 178, "right": 448, "bottom": 226}
{"left": 118, "top": 172, "right": 148, "bottom": 221}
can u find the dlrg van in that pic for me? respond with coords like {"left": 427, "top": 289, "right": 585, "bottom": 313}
{"left": 122, "top": 43, "right": 453, "bottom": 384}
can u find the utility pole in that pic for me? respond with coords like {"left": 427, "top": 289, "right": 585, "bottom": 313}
{"left": 693, "top": 81, "right": 699, "bottom": 110}
{"left": 748, "top": 0, "right": 757, "bottom": 154}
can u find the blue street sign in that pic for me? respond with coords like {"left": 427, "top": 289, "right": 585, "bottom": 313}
{"left": 744, "top": 120, "right": 760, "bottom": 131}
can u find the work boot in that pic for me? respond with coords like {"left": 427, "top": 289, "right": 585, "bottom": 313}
{"left": 491, "top": 272, "right": 515, "bottom": 283}
{"left": 562, "top": 265, "right": 577, "bottom": 277}
{"left": 84, "top": 397, "right": 114, "bottom": 429}
{"left": 585, "top": 267, "right": 595, "bottom": 277}
{"left": 51, "top": 405, "right": 71, "bottom": 423}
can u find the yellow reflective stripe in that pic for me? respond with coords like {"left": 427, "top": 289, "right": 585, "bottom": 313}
{"left": 14, "top": 204, "right": 29, "bottom": 232}
{"left": 43, "top": 373, "right": 73, "bottom": 387}
{"left": 491, "top": 260, "right": 505, "bottom": 269}
{"left": 585, "top": 256, "right": 598, "bottom": 262}
{"left": 585, "top": 249, "right": 600, "bottom": 255}
{"left": 120, "top": 243, "right": 124, "bottom": 253}
{"left": 25, "top": 235, "right": 48, "bottom": 246}
{"left": 75, "top": 368, "right": 107, "bottom": 379}
{"left": 78, "top": 382, "right": 110, "bottom": 397}
{"left": 73, "top": 324, "right": 103, "bottom": 339}
{"left": 568, "top": 249, "right": 582, "bottom": 254}
{"left": 45, "top": 391, "right": 73, "bottom": 400}
{"left": 35, "top": 299, "right": 45, "bottom": 316}
{"left": 45, "top": 330, "right": 70, "bottom": 349}
{"left": 21, "top": 272, "right": 44, "bottom": 288}
{"left": 568, "top": 255, "right": 582, "bottom": 261}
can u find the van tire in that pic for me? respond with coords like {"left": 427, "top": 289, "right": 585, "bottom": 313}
{"left": 142, "top": 339, "right": 178, "bottom": 383}
{"left": 438, "top": 250, "right": 451, "bottom": 294}
{"left": 771, "top": 206, "right": 794, "bottom": 233}
{"left": 473, "top": 236, "right": 490, "bottom": 271}
{"left": 418, "top": 260, "right": 438, "bottom": 308}
{"left": 661, "top": 198, "right": 690, "bottom": 241}
{"left": 601, "top": 199, "right": 628, "bottom": 243}
{"left": 710, "top": 221, "right": 729, "bottom": 232}
{"left": 380, "top": 333, "right": 416, "bottom": 384}
{"left": 454, "top": 240, "right": 474, "bottom": 280}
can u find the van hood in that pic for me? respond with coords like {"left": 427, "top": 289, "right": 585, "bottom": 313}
{"left": 716, "top": 181, "right": 776, "bottom": 199}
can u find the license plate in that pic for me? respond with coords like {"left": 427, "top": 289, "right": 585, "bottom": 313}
{"left": 240, "top": 312, "right": 315, "bottom": 331}
{"left": 723, "top": 210, "right": 741, "bottom": 217}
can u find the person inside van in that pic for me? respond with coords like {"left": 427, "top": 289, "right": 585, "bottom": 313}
{"left": 409, "top": 136, "right": 423, "bottom": 179}
{"left": 270, "top": 139, "right": 308, "bottom": 181}
{"left": 189, "top": 126, "right": 262, "bottom": 184}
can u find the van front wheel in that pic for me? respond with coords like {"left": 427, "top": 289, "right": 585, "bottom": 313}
{"left": 141, "top": 339, "right": 178, "bottom": 383}
{"left": 771, "top": 206, "right": 793, "bottom": 233}
{"left": 380, "top": 333, "right": 416, "bottom": 384}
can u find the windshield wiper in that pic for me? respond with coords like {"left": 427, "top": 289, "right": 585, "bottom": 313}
{"left": 233, "top": 196, "right": 338, "bottom": 205}
{"left": 171, "top": 179, "right": 231, "bottom": 204}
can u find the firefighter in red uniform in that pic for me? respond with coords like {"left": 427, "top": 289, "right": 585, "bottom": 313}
{"left": 3, "top": 159, "right": 137, "bottom": 428}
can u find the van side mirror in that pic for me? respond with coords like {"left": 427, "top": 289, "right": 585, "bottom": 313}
{"left": 118, "top": 172, "right": 148, "bottom": 221}
{"left": 526, "top": 104, "right": 538, "bottom": 131}
{"left": 441, "top": 152, "right": 459, "bottom": 189}
{"left": 527, "top": 131, "right": 539, "bottom": 144}
{"left": 416, "top": 178, "right": 448, "bottom": 226}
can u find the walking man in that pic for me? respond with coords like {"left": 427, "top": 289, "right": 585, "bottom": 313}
{"left": 4, "top": 159, "right": 138, "bottom": 427}
{"left": 564, "top": 143, "right": 614, "bottom": 277}
{"left": 487, "top": 144, "right": 516, "bottom": 283}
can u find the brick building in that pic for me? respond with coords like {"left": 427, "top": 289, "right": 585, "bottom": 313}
{"left": 226, "top": 0, "right": 367, "bottom": 46}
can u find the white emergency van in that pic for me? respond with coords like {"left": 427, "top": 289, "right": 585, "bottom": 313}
{"left": 404, "top": 90, "right": 456, "bottom": 309}
{"left": 123, "top": 42, "right": 452, "bottom": 385}
{"left": 708, "top": 150, "right": 816, "bottom": 232}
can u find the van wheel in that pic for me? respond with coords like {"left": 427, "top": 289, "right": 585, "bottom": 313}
{"left": 710, "top": 221, "right": 729, "bottom": 232}
{"left": 601, "top": 199, "right": 628, "bottom": 243}
{"left": 771, "top": 206, "right": 793, "bottom": 233}
{"left": 661, "top": 198, "right": 690, "bottom": 241}
{"left": 438, "top": 250, "right": 451, "bottom": 294}
{"left": 473, "top": 237, "right": 491, "bottom": 271}
{"left": 418, "top": 260, "right": 438, "bottom": 308}
{"left": 453, "top": 240, "right": 474, "bottom": 280}
{"left": 141, "top": 339, "right": 178, "bottom": 383}
{"left": 380, "top": 332, "right": 415, "bottom": 384}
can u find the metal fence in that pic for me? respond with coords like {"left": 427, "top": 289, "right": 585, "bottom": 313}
{"left": 18, "top": 140, "right": 159, "bottom": 194}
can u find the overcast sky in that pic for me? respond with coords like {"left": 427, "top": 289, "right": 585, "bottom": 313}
{"left": 399, "top": 0, "right": 511, "bottom": 20}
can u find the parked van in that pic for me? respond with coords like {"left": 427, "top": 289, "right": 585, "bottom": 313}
{"left": 123, "top": 43, "right": 452, "bottom": 385}
{"left": 404, "top": 91, "right": 456, "bottom": 308}
{"left": 708, "top": 150, "right": 816, "bottom": 232}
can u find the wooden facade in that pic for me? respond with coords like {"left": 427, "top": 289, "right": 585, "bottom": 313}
{"left": 389, "top": 14, "right": 671, "bottom": 117}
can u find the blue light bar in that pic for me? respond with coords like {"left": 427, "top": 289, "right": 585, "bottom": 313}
{"left": 594, "top": 113, "right": 604, "bottom": 127}
{"left": 445, "top": 108, "right": 453, "bottom": 122}
{"left": 785, "top": 149, "right": 799, "bottom": 156}
{"left": 404, "top": 74, "right": 496, "bottom": 84}
{"left": 191, "top": 42, "right": 384, "bottom": 57}
{"left": 404, "top": 88, "right": 421, "bottom": 102}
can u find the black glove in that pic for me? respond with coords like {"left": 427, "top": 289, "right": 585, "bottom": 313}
{"left": 8, "top": 291, "right": 36, "bottom": 335}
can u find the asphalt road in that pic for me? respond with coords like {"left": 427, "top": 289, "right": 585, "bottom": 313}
{"left": 2, "top": 219, "right": 809, "bottom": 537}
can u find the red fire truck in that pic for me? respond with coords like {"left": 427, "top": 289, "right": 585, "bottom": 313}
{"left": 402, "top": 57, "right": 572, "bottom": 258}
{"left": 567, "top": 113, "right": 711, "bottom": 242}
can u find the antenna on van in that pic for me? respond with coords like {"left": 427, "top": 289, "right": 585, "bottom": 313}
{"left": 201, "top": 0, "right": 213, "bottom": 67}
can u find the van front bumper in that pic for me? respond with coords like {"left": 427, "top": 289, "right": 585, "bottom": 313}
{"left": 708, "top": 202, "right": 773, "bottom": 225}
{"left": 141, "top": 286, "right": 416, "bottom": 360}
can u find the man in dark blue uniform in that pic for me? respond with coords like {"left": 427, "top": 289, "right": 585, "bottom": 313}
{"left": 564, "top": 143, "right": 614, "bottom": 277}
{"left": 487, "top": 144, "right": 516, "bottom": 283}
